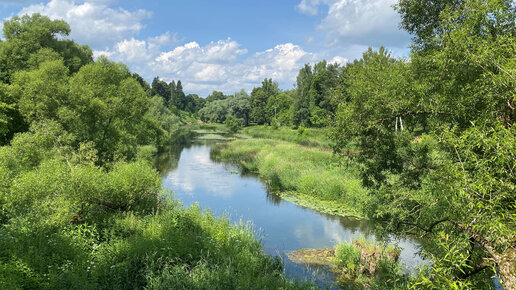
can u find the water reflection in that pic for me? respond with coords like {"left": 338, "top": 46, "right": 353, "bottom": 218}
{"left": 265, "top": 191, "right": 282, "bottom": 206}
{"left": 159, "top": 140, "right": 425, "bottom": 286}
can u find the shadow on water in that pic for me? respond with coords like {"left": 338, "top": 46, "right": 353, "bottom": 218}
{"left": 157, "top": 137, "right": 426, "bottom": 288}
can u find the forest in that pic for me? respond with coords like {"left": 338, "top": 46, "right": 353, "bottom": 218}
{"left": 0, "top": 0, "right": 515, "bottom": 289}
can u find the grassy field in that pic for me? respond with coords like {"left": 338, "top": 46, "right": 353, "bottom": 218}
{"left": 241, "top": 126, "right": 333, "bottom": 148}
{"left": 211, "top": 138, "right": 369, "bottom": 218}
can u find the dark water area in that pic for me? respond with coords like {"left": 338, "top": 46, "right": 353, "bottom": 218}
{"left": 157, "top": 139, "right": 426, "bottom": 288}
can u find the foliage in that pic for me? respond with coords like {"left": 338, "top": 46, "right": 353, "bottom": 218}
{"left": 212, "top": 139, "right": 369, "bottom": 216}
{"left": 250, "top": 79, "right": 280, "bottom": 125}
{"left": 199, "top": 90, "right": 251, "bottom": 125}
{"left": 0, "top": 15, "right": 309, "bottom": 289}
{"left": 0, "top": 14, "right": 92, "bottom": 84}
{"left": 242, "top": 125, "right": 332, "bottom": 148}
{"left": 224, "top": 114, "right": 243, "bottom": 133}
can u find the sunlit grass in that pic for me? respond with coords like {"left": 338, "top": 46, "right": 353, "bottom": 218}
{"left": 242, "top": 126, "right": 333, "bottom": 148}
{"left": 212, "top": 139, "right": 369, "bottom": 217}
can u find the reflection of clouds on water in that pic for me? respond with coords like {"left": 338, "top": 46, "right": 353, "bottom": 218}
{"left": 293, "top": 216, "right": 353, "bottom": 248}
{"left": 161, "top": 142, "right": 427, "bottom": 286}
{"left": 291, "top": 214, "right": 426, "bottom": 272}
{"left": 165, "top": 146, "right": 240, "bottom": 198}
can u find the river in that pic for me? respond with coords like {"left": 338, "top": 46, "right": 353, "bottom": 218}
{"left": 157, "top": 138, "right": 425, "bottom": 288}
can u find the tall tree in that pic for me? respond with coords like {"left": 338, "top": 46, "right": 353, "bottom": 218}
{"left": 250, "top": 79, "right": 279, "bottom": 125}
{"left": 292, "top": 64, "right": 313, "bottom": 127}
{"left": 151, "top": 77, "right": 170, "bottom": 103}
{"left": 0, "top": 14, "right": 92, "bottom": 83}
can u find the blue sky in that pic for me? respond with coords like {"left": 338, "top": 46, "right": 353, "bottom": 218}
{"left": 0, "top": 0, "right": 411, "bottom": 96}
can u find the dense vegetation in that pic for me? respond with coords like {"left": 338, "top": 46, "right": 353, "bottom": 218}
{"left": 1, "top": 0, "right": 514, "bottom": 288}
{"left": 0, "top": 14, "right": 310, "bottom": 289}
{"left": 212, "top": 0, "right": 516, "bottom": 288}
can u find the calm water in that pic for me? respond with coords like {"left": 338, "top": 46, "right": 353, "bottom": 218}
{"left": 158, "top": 139, "right": 425, "bottom": 288}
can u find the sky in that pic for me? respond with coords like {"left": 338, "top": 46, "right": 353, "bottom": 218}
{"left": 0, "top": 0, "right": 412, "bottom": 96}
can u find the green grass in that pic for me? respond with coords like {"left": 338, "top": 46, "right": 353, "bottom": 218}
{"left": 288, "top": 238, "right": 405, "bottom": 289}
{"left": 0, "top": 145, "right": 313, "bottom": 289}
{"left": 211, "top": 139, "right": 369, "bottom": 217}
{"left": 1, "top": 201, "right": 311, "bottom": 289}
{"left": 241, "top": 126, "right": 333, "bottom": 148}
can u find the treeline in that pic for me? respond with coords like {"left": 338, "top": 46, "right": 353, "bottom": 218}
{"left": 210, "top": 0, "right": 515, "bottom": 288}
{"left": 0, "top": 14, "right": 304, "bottom": 289}
{"left": 193, "top": 62, "right": 339, "bottom": 129}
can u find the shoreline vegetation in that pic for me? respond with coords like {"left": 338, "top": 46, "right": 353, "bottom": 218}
{"left": 0, "top": 15, "right": 312, "bottom": 289}
{"left": 211, "top": 133, "right": 368, "bottom": 219}
{"left": 288, "top": 238, "right": 404, "bottom": 289}
{"left": 2, "top": 0, "right": 515, "bottom": 287}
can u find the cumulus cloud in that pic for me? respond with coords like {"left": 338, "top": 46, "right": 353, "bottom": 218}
{"left": 17, "top": 0, "right": 152, "bottom": 48}
{"left": 0, "top": 0, "right": 45, "bottom": 4}
{"left": 296, "top": 0, "right": 333, "bottom": 16}
{"left": 4, "top": 0, "right": 351, "bottom": 95}
{"left": 298, "top": 0, "right": 410, "bottom": 48}
{"left": 97, "top": 34, "right": 344, "bottom": 95}
{"left": 116, "top": 39, "right": 326, "bottom": 95}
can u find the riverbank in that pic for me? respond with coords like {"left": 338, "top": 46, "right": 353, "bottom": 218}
{"left": 211, "top": 137, "right": 369, "bottom": 218}
{"left": 0, "top": 126, "right": 312, "bottom": 289}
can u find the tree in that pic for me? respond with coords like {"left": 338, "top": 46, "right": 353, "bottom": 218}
{"left": 0, "top": 14, "right": 92, "bottom": 83}
{"left": 224, "top": 114, "right": 243, "bottom": 133}
{"left": 151, "top": 77, "right": 170, "bottom": 103}
{"left": 132, "top": 73, "right": 152, "bottom": 96}
{"left": 12, "top": 60, "right": 70, "bottom": 124}
{"left": 266, "top": 90, "right": 293, "bottom": 126}
{"left": 250, "top": 79, "right": 279, "bottom": 125}
{"left": 206, "top": 91, "right": 227, "bottom": 102}
{"left": 67, "top": 57, "right": 149, "bottom": 163}
{"left": 228, "top": 89, "right": 251, "bottom": 126}
{"left": 292, "top": 65, "right": 313, "bottom": 127}
{"left": 170, "top": 80, "right": 186, "bottom": 110}
{"left": 199, "top": 99, "right": 229, "bottom": 123}
{"left": 358, "top": 1, "right": 516, "bottom": 287}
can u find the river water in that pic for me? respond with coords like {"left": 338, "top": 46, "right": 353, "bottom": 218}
{"left": 157, "top": 139, "right": 425, "bottom": 288}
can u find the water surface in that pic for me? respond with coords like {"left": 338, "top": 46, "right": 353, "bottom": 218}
{"left": 159, "top": 140, "right": 424, "bottom": 287}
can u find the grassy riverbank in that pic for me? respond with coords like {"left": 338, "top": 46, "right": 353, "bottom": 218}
{"left": 211, "top": 137, "right": 368, "bottom": 218}
{"left": 288, "top": 238, "right": 404, "bottom": 289}
{"left": 241, "top": 126, "right": 333, "bottom": 148}
{"left": 0, "top": 126, "right": 311, "bottom": 289}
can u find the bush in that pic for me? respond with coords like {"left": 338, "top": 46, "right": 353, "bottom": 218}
{"left": 224, "top": 115, "right": 243, "bottom": 133}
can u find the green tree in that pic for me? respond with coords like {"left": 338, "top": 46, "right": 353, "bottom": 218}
{"left": 224, "top": 114, "right": 243, "bottom": 133}
{"left": 170, "top": 80, "right": 186, "bottom": 110}
{"left": 250, "top": 79, "right": 279, "bottom": 125}
{"left": 12, "top": 60, "right": 70, "bottom": 124}
{"left": 228, "top": 89, "right": 251, "bottom": 126}
{"left": 151, "top": 77, "right": 170, "bottom": 103}
{"left": 67, "top": 57, "right": 149, "bottom": 162}
{"left": 206, "top": 91, "right": 227, "bottom": 102}
{"left": 0, "top": 14, "right": 92, "bottom": 83}
{"left": 292, "top": 65, "right": 313, "bottom": 127}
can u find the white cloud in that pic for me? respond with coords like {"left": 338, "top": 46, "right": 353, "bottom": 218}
{"left": 105, "top": 38, "right": 327, "bottom": 95}
{"left": 147, "top": 32, "right": 179, "bottom": 48}
{"left": 116, "top": 38, "right": 149, "bottom": 62}
{"left": 92, "top": 49, "right": 113, "bottom": 58}
{"left": 329, "top": 55, "right": 347, "bottom": 65}
{"left": 296, "top": 0, "right": 332, "bottom": 15}
{"left": 298, "top": 0, "right": 410, "bottom": 48}
{"left": 156, "top": 39, "right": 247, "bottom": 64}
{"left": 97, "top": 36, "right": 345, "bottom": 95}
{"left": 17, "top": 0, "right": 152, "bottom": 48}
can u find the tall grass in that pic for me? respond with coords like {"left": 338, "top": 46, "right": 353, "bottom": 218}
{"left": 0, "top": 144, "right": 312, "bottom": 289}
{"left": 212, "top": 139, "right": 369, "bottom": 216}
{"left": 333, "top": 238, "right": 405, "bottom": 289}
{"left": 0, "top": 200, "right": 311, "bottom": 289}
{"left": 242, "top": 126, "right": 333, "bottom": 148}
